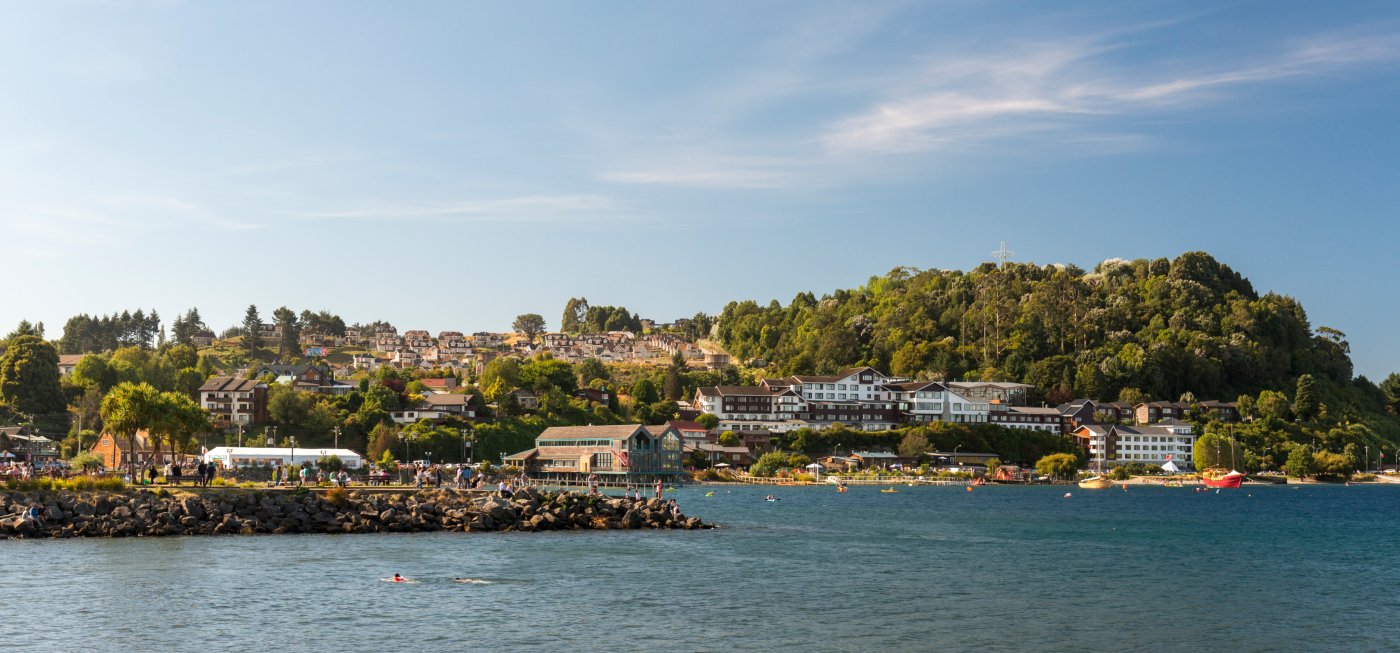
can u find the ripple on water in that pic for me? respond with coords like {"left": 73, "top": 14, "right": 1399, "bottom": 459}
{"left": 2, "top": 485, "right": 1399, "bottom": 651}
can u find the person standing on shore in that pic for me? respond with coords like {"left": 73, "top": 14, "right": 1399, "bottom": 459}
{"left": 588, "top": 474, "right": 598, "bottom": 495}
{"left": 655, "top": 478, "right": 663, "bottom": 499}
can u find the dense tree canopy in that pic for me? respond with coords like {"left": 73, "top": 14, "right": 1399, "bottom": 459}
{"left": 0, "top": 335, "right": 66, "bottom": 414}
{"left": 717, "top": 252, "right": 1354, "bottom": 405}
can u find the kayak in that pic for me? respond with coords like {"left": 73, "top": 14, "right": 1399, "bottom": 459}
{"left": 881, "top": 489, "right": 899, "bottom": 493}
{"left": 765, "top": 498, "right": 780, "bottom": 502}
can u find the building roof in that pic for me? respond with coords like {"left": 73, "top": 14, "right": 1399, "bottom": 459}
{"left": 253, "top": 363, "right": 330, "bottom": 377}
{"left": 850, "top": 451, "right": 900, "bottom": 459}
{"left": 503, "top": 448, "right": 538, "bottom": 461}
{"left": 703, "top": 386, "right": 777, "bottom": 396}
{"left": 1007, "top": 406, "right": 1063, "bottom": 416}
{"left": 418, "top": 393, "right": 473, "bottom": 407}
{"left": 683, "top": 443, "right": 750, "bottom": 454}
{"left": 536, "top": 424, "right": 652, "bottom": 441}
{"left": 946, "top": 381, "right": 1035, "bottom": 390}
{"left": 198, "top": 377, "right": 263, "bottom": 392}
{"left": 204, "top": 447, "right": 362, "bottom": 459}
{"left": 884, "top": 381, "right": 945, "bottom": 392}
{"left": 58, "top": 354, "right": 86, "bottom": 366}
{"left": 666, "top": 421, "right": 709, "bottom": 433}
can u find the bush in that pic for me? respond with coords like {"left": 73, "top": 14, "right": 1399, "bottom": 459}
{"left": 1109, "top": 466, "right": 1130, "bottom": 481}
{"left": 326, "top": 486, "right": 350, "bottom": 506}
{"left": 94, "top": 477, "right": 126, "bottom": 492}
{"left": 1125, "top": 462, "right": 1146, "bottom": 475}
{"left": 211, "top": 477, "right": 232, "bottom": 486}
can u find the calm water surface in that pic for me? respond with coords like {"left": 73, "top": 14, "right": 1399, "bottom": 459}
{"left": 3, "top": 484, "right": 1398, "bottom": 652}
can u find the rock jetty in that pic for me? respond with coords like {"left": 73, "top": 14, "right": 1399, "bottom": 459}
{"left": 0, "top": 486, "right": 716, "bottom": 539}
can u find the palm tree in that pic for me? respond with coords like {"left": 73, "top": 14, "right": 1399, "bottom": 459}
{"left": 100, "top": 382, "right": 162, "bottom": 480}
{"left": 169, "top": 394, "right": 213, "bottom": 462}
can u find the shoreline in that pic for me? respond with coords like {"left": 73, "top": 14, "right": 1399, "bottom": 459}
{"left": 0, "top": 486, "right": 716, "bottom": 540}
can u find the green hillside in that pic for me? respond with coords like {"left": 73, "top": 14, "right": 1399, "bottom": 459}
{"left": 716, "top": 251, "right": 1400, "bottom": 468}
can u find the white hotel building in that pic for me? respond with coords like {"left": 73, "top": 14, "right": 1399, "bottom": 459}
{"left": 694, "top": 367, "right": 1030, "bottom": 434}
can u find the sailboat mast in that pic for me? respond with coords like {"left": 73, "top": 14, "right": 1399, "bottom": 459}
{"left": 1229, "top": 425, "right": 1237, "bottom": 471}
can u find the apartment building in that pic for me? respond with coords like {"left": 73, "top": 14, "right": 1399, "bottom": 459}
{"left": 198, "top": 376, "right": 269, "bottom": 424}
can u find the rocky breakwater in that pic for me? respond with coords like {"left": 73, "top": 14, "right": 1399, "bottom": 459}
{"left": 0, "top": 486, "right": 716, "bottom": 539}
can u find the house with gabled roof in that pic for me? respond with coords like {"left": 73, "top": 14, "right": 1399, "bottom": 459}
{"left": 503, "top": 424, "right": 685, "bottom": 484}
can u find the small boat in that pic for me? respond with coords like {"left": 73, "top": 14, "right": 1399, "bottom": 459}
{"left": 1078, "top": 476, "right": 1112, "bottom": 489}
{"left": 705, "top": 492, "right": 713, "bottom": 496}
{"left": 881, "top": 488, "right": 899, "bottom": 493}
{"left": 1201, "top": 468, "right": 1244, "bottom": 488}
{"left": 837, "top": 487, "right": 849, "bottom": 492}
{"left": 765, "top": 498, "right": 780, "bottom": 502}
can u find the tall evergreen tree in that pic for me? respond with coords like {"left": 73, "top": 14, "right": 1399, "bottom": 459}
{"left": 1294, "top": 374, "right": 1318, "bottom": 422}
{"left": 273, "top": 306, "right": 299, "bottom": 357}
{"left": 242, "top": 305, "right": 263, "bottom": 359}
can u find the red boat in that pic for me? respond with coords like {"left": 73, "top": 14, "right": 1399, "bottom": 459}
{"left": 1201, "top": 468, "right": 1244, "bottom": 488}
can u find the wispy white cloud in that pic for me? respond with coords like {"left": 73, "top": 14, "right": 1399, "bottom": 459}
{"left": 300, "top": 194, "right": 622, "bottom": 223}
{"left": 825, "top": 31, "right": 1400, "bottom": 153}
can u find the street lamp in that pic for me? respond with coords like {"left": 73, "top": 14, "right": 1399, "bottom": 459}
{"left": 425, "top": 451, "right": 433, "bottom": 465}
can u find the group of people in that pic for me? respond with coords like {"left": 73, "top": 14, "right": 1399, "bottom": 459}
{"left": 1, "top": 461, "right": 57, "bottom": 480}
{"left": 136, "top": 460, "right": 217, "bottom": 487}
{"left": 619, "top": 478, "right": 666, "bottom": 500}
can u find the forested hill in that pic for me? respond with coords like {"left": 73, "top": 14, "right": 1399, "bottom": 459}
{"left": 716, "top": 252, "right": 1387, "bottom": 413}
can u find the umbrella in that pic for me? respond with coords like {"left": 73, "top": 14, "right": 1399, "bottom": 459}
{"left": 805, "top": 463, "right": 824, "bottom": 469}
{"left": 714, "top": 463, "right": 731, "bottom": 467}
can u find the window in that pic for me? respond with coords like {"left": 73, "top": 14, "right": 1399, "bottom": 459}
{"left": 838, "top": 384, "right": 846, "bottom": 390}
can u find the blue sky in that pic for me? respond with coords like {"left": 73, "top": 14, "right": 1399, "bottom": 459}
{"left": 2, "top": 1, "right": 1398, "bottom": 380}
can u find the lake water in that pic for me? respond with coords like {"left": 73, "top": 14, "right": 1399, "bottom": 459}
{"left": 3, "top": 484, "right": 1398, "bottom": 652}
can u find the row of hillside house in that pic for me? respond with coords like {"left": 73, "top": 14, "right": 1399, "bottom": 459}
{"left": 503, "top": 424, "right": 686, "bottom": 485}
{"left": 693, "top": 367, "right": 1034, "bottom": 434}
{"left": 252, "top": 363, "right": 357, "bottom": 395}
{"left": 199, "top": 377, "right": 270, "bottom": 425}
{"left": 537, "top": 334, "right": 703, "bottom": 364}
{"left": 0, "top": 427, "right": 58, "bottom": 462}
{"left": 1072, "top": 419, "right": 1197, "bottom": 469}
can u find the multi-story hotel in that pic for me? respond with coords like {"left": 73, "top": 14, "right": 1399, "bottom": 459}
{"left": 694, "top": 367, "right": 1031, "bottom": 434}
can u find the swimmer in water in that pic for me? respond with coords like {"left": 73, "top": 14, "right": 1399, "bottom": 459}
{"left": 393, "top": 574, "right": 404, "bottom": 582}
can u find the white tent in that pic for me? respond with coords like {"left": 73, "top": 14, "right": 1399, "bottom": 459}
{"left": 203, "top": 447, "right": 363, "bottom": 469}
{"left": 714, "top": 463, "right": 731, "bottom": 468}
{"left": 1161, "top": 460, "right": 1181, "bottom": 474}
